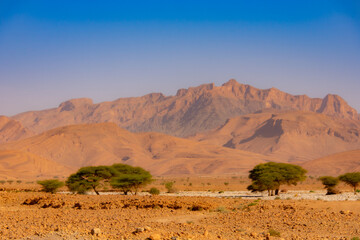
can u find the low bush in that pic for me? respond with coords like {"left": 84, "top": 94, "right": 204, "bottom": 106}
{"left": 164, "top": 181, "right": 176, "bottom": 193}
{"left": 215, "top": 206, "right": 228, "bottom": 213}
{"left": 269, "top": 228, "right": 281, "bottom": 237}
{"left": 149, "top": 187, "right": 160, "bottom": 195}
{"left": 37, "top": 179, "right": 64, "bottom": 193}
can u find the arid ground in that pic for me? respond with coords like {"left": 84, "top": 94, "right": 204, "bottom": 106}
{"left": 0, "top": 178, "right": 359, "bottom": 240}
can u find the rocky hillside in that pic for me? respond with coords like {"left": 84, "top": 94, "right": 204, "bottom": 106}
{"left": 0, "top": 123, "right": 275, "bottom": 178}
{"left": 12, "top": 79, "right": 359, "bottom": 137}
{"left": 301, "top": 149, "right": 360, "bottom": 176}
{"left": 0, "top": 116, "right": 33, "bottom": 144}
{"left": 191, "top": 111, "right": 360, "bottom": 162}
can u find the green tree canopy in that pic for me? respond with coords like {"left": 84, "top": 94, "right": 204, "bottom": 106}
{"left": 247, "top": 162, "right": 307, "bottom": 196}
{"left": 110, "top": 164, "right": 152, "bottom": 195}
{"left": 66, "top": 166, "right": 117, "bottom": 195}
{"left": 339, "top": 172, "right": 360, "bottom": 194}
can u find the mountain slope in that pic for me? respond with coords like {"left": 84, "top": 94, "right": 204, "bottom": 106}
{"left": 12, "top": 79, "right": 359, "bottom": 137}
{"left": 0, "top": 123, "right": 275, "bottom": 178}
{"left": 191, "top": 111, "right": 360, "bottom": 162}
{"left": 0, "top": 116, "right": 34, "bottom": 144}
{"left": 301, "top": 150, "right": 360, "bottom": 176}
{"left": 0, "top": 150, "right": 73, "bottom": 179}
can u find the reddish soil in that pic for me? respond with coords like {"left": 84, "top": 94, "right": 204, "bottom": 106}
{"left": 0, "top": 191, "right": 359, "bottom": 240}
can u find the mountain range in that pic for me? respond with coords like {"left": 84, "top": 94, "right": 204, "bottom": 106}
{"left": 0, "top": 79, "right": 359, "bottom": 178}
{"left": 12, "top": 79, "right": 359, "bottom": 137}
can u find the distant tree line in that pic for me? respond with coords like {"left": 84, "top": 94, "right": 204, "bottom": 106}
{"left": 37, "top": 164, "right": 152, "bottom": 195}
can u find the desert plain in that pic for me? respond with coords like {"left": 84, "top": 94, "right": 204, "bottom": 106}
{"left": 0, "top": 178, "right": 359, "bottom": 240}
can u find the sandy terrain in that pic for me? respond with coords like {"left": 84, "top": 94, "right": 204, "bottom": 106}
{"left": 0, "top": 191, "right": 359, "bottom": 240}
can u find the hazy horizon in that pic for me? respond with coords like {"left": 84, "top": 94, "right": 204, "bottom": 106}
{"left": 1, "top": 1, "right": 359, "bottom": 115}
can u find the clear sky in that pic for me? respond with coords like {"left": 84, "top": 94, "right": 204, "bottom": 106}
{"left": 1, "top": 1, "right": 359, "bottom": 116}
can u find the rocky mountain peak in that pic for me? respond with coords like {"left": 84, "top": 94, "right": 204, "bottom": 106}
{"left": 58, "top": 98, "right": 93, "bottom": 112}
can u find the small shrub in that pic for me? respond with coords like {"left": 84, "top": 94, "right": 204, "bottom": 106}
{"left": 37, "top": 179, "right": 64, "bottom": 193}
{"left": 215, "top": 206, "right": 228, "bottom": 213}
{"left": 247, "top": 202, "right": 258, "bottom": 207}
{"left": 16, "top": 180, "right": 22, "bottom": 184}
{"left": 164, "top": 182, "right": 176, "bottom": 193}
{"left": 224, "top": 182, "right": 229, "bottom": 186}
{"left": 7, "top": 180, "right": 14, "bottom": 184}
{"left": 275, "top": 196, "right": 281, "bottom": 200}
{"left": 269, "top": 229, "right": 281, "bottom": 237}
{"left": 188, "top": 205, "right": 203, "bottom": 211}
{"left": 149, "top": 187, "right": 160, "bottom": 195}
{"left": 0, "top": 180, "right": 5, "bottom": 184}
{"left": 319, "top": 176, "right": 339, "bottom": 195}
{"left": 218, "top": 191, "right": 224, "bottom": 194}
{"left": 309, "top": 190, "right": 315, "bottom": 193}
{"left": 351, "top": 237, "right": 360, "bottom": 240}
{"left": 188, "top": 182, "right": 192, "bottom": 186}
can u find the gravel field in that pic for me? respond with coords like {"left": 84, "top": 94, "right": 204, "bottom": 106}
{"left": 162, "top": 190, "right": 360, "bottom": 201}
{"left": 1, "top": 191, "right": 360, "bottom": 239}
{"left": 77, "top": 190, "right": 360, "bottom": 201}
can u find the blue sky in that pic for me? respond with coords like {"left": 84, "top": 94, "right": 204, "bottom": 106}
{"left": 0, "top": 1, "right": 359, "bottom": 115}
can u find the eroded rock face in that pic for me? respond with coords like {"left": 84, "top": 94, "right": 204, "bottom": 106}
{"left": 192, "top": 111, "right": 360, "bottom": 163}
{"left": 0, "top": 116, "right": 34, "bottom": 144}
{"left": 12, "top": 80, "right": 359, "bottom": 137}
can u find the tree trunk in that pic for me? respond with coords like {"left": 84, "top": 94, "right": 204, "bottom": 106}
{"left": 92, "top": 186, "right": 99, "bottom": 195}
{"left": 275, "top": 189, "right": 279, "bottom": 195}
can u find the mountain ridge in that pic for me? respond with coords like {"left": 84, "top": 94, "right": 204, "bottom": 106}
{"left": 191, "top": 111, "right": 360, "bottom": 162}
{"left": 12, "top": 79, "right": 359, "bottom": 138}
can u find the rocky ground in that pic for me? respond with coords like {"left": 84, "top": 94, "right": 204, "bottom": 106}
{"left": 0, "top": 191, "right": 360, "bottom": 240}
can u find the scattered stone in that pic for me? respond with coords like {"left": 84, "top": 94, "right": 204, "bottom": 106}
{"left": 133, "top": 227, "right": 145, "bottom": 234}
{"left": 144, "top": 226, "right": 152, "bottom": 231}
{"left": 148, "top": 233, "right": 162, "bottom": 240}
{"left": 90, "top": 228, "right": 101, "bottom": 236}
{"left": 250, "top": 232, "right": 257, "bottom": 237}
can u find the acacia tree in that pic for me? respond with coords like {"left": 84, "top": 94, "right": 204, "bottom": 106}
{"left": 319, "top": 176, "right": 339, "bottom": 195}
{"left": 110, "top": 164, "right": 152, "bottom": 195}
{"left": 247, "top": 162, "right": 307, "bottom": 196}
{"left": 339, "top": 172, "right": 360, "bottom": 194}
{"left": 66, "top": 166, "right": 117, "bottom": 195}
